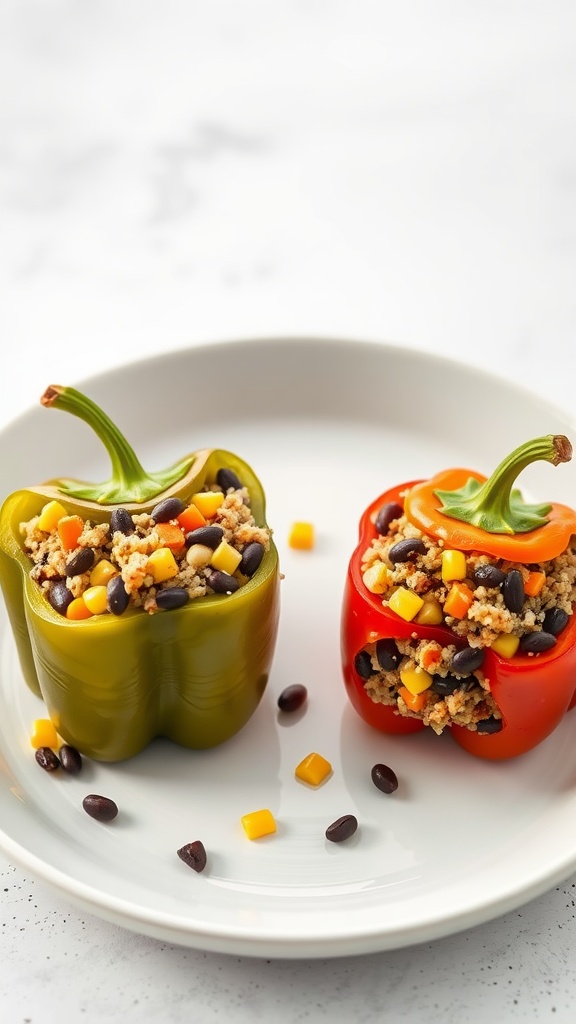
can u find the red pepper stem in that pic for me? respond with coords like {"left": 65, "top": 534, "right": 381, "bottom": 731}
{"left": 434, "top": 435, "right": 572, "bottom": 535}
{"left": 41, "top": 385, "right": 194, "bottom": 504}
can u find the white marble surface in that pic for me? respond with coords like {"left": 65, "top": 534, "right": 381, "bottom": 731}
{"left": 1, "top": 1, "right": 576, "bottom": 1020}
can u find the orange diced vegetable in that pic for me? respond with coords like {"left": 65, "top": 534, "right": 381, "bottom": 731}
{"left": 30, "top": 718, "right": 59, "bottom": 749}
{"left": 57, "top": 515, "right": 84, "bottom": 552}
{"left": 155, "top": 521, "right": 186, "bottom": 553}
{"left": 241, "top": 808, "right": 277, "bottom": 840}
{"left": 524, "top": 570, "right": 546, "bottom": 597}
{"left": 177, "top": 504, "right": 207, "bottom": 532}
{"left": 443, "top": 581, "right": 474, "bottom": 619}
{"left": 66, "top": 597, "right": 93, "bottom": 620}
{"left": 288, "top": 522, "right": 315, "bottom": 550}
{"left": 398, "top": 685, "right": 428, "bottom": 712}
{"left": 295, "top": 751, "right": 332, "bottom": 786}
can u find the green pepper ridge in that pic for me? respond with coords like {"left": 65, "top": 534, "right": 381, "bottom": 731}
{"left": 42, "top": 385, "right": 195, "bottom": 504}
{"left": 434, "top": 435, "right": 572, "bottom": 535}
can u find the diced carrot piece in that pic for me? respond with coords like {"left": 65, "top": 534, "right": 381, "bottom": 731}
{"left": 66, "top": 597, "right": 93, "bottom": 620}
{"left": 57, "top": 515, "right": 84, "bottom": 552}
{"left": 444, "top": 581, "right": 474, "bottom": 619}
{"left": 177, "top": 504, "right": 207, "bottom": 532}
{"left": 398, "top": 685, "right": 428, "bottom": 712}
{"left": 524, "top": 570, "right": 546, "bottom": 597}
{"left": 155, "top": 521, "right": 186, "bottom": 553}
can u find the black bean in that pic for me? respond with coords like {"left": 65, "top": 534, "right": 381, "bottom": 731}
{"left": 430, "top": 673, "right": 462, "bottom": 696}
{"left": 502, "top": 569, "right": 524, "bottom": 614}
{"left": 543, "top": 607, "right": 569, "bottom": 636}
{"left": 476, "top": 717, "right": 503, "bottom": 734}
{"left": 472, "top": 563, "right": 506, "bottom": 588}
{"left": 277, "top": 684, "right": 308, "bottom": 712}
{"left": 47, "top": 580, "right": 73, "bottom": 616}
{"left": 451, "top": 646, "right": 485, "bottom": 675}
{"left": 107, "top": 575, "right": 130, "bottom": 615}
{"left": 82, "top": 794, "right": 118, "bottom": 822}
{"left": 354, "top": 650, "right": 373, "bottom": 679}
{"left": 110, "top": 508, "right": 134, "bottom": 535}
{"left": 150, "top": 496, "right": 186, "bottom": 523}
{"left": 35, "top": 747, "right": 60, "bottom": 772}
{"left": 325, "top": 814, "right": 358, "bottom": 843}
{"left": 207, "top": 570, "right": 240, "bottom": 594}
{"left": 65, "top": 548, "right": 95, "bottom": 577}
{"left": 239, "top": 542, "right": 264, "bottom": 577}
{"left": 519, "top": 631, "right": 557, "bottom": 653}
{"left": 59, "top": 744, "right": 82, "bottom": 774}
{"left": 177, "top": 840, "right": 207, "bottom": 873}
{"left": 388, "top": 538, "right": 427, "bottom": 563}
{"left": 156, "top": 587, "right": 190, "bottom": 610}
{"left": 185, "top": 525, "right": 224, "bottom": 549}
{"left": 376, "top": 638, "right": 401, "bottom": 671}
{"left": 375, "top": 501, "right": 403, "bottom": 535}
{"left": 371, "top": 763, "right": 399, "bottom": 794}
{"left": 217, "top": 467, "right": 242, "bottom": 492}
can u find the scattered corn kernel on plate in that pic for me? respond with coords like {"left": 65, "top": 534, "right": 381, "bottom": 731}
{"left": 2, "top": 337, "right": 576, "bottom": 959}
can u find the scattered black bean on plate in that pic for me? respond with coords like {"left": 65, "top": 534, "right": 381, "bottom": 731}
{"left": 371, "top": 763, "right": 399, "bottom": 794}
{"left": 59, "top": 744, "right": 83, "bottom": 774}
{"left": 82, "top": 794, "right": 119, "bottom": 822}
{"left": 325, "top": 814, "right": 358, "bottom": 843}
{"left": 277, "top": 684, "right": 308, "bottom": 713}
{"left": 177, "top": 840, "right": 208, "bottom": 873}
{"left": 35, "top": 747, "right": 60, "bottom": 772}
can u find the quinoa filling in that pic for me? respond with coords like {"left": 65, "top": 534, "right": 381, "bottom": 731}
{"left": 356, "top": 511, "right": 576, "bottom": 734}
{"left": 20, "top": 478, "right": 271, "bottom": 617}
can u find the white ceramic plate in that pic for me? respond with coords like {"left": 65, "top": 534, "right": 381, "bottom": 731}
{"left": 2, "top": 337, "right": 576, "bottom": 959}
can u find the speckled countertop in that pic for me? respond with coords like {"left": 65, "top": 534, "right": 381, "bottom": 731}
{"left": 2, "top": 2, "right": 576, "bottom": 1020}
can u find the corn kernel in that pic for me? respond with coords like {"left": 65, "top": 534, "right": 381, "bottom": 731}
{"left": 295, "top": 751, "right": 332, "bottom": 786}
{"left": 241, "top": 808, "right": 277, "bottom": 840}
{"left": 441, "top": 549, "right": 467, "bottom": 582}
{"left": 399, "top": 665, "right": 433, "bottom": 695}
{"left": 83, "top": 585, "right": 109, "bottom": 615}
{"left": 192, "top": 491, "right": 225, "bottom": 518}
{"left": 288, "top": 521, "right": 315, "bottom": 550}
{"left": 37, "top": 500, "right": 68, "bottom": 533}
{"left": 148, "top": 547, "right": 179, "bottom": 583}
{"left": 30, "top": 718, "right": 59, "bottom": 750}
{"left": 388, "top": 587, "right": 424, "bottom": 622}
{"left": 491, "top": 633, "right": 520, "bottom": 658}
{"left": 415, "top": 596, "right": 444, "bottom": 626}
{"left": 211, "top": 539, "right": 242, "bottom": 575}
{"left": 90, "top": 559, "right": 117, "bottom": 587}
{"left": 362, "top": 562, "right": 390, "bottom": 594}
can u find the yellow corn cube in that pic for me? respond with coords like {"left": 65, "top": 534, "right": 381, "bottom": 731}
{"left": 288, "top": 521, "right": 315, "bottom": 550}
{"left": 30, "top": 718, "right": 59, "bottom": 750}
{"left": 37, "top": 500, "right": 68, "bottom": 533}
{"left": 362, "top": 562, "right": 390, "bottom": 595}
{"left": 89, "top": 559, "right": 117, "bottom": 587}
{"left": 399, "top": 665, "right": 433, "bottom": 695}
{"left": 211, "top": 539, "right": 242, "bottom": 575}
{"left": 295, "top": 751, "right": 332, "bottom": 786}
{"left": 388, "top": 587, "right": 424, "bottom": 622}
{"left": 241, "top": 808, "right": 277, "bottom": 840}
{"left": 83, "top": 585, "right": 109, "bottom": 615}
{"left": 148, "top": 547, "right": 179, "bottom": 583}
{"left": 441, "top": 549, "right": 467, "bottom": 582}
{"left": 491, "top": 633, "right": 520, "bottom": 658}
{"left": 415, "top": 596, "right": 443, "bottom": 626}
{"left": 192, "top": 491, "right": 225, "bottom": 518}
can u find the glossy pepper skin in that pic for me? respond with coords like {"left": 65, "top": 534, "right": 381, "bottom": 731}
{"left": 341, "top": 477, "right": 576, "bottom": 761}
{"left": 0, "top": 388, "right": 280, "bottom": 762}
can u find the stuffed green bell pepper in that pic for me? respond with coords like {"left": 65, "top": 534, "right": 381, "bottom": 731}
{"left": 0, "top": 385, "right": 280, "bottom": 761}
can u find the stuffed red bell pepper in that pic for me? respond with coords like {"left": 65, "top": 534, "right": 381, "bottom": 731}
{"left": 341, "top": 435, "right": 576, "bottom": 760}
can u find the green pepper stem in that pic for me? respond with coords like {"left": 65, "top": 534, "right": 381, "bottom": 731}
{"left": 434, "top": 435, "right": 572, "bottom": 535}
{"left": 42, "top": 385, "right": 195, "bottom": 504}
